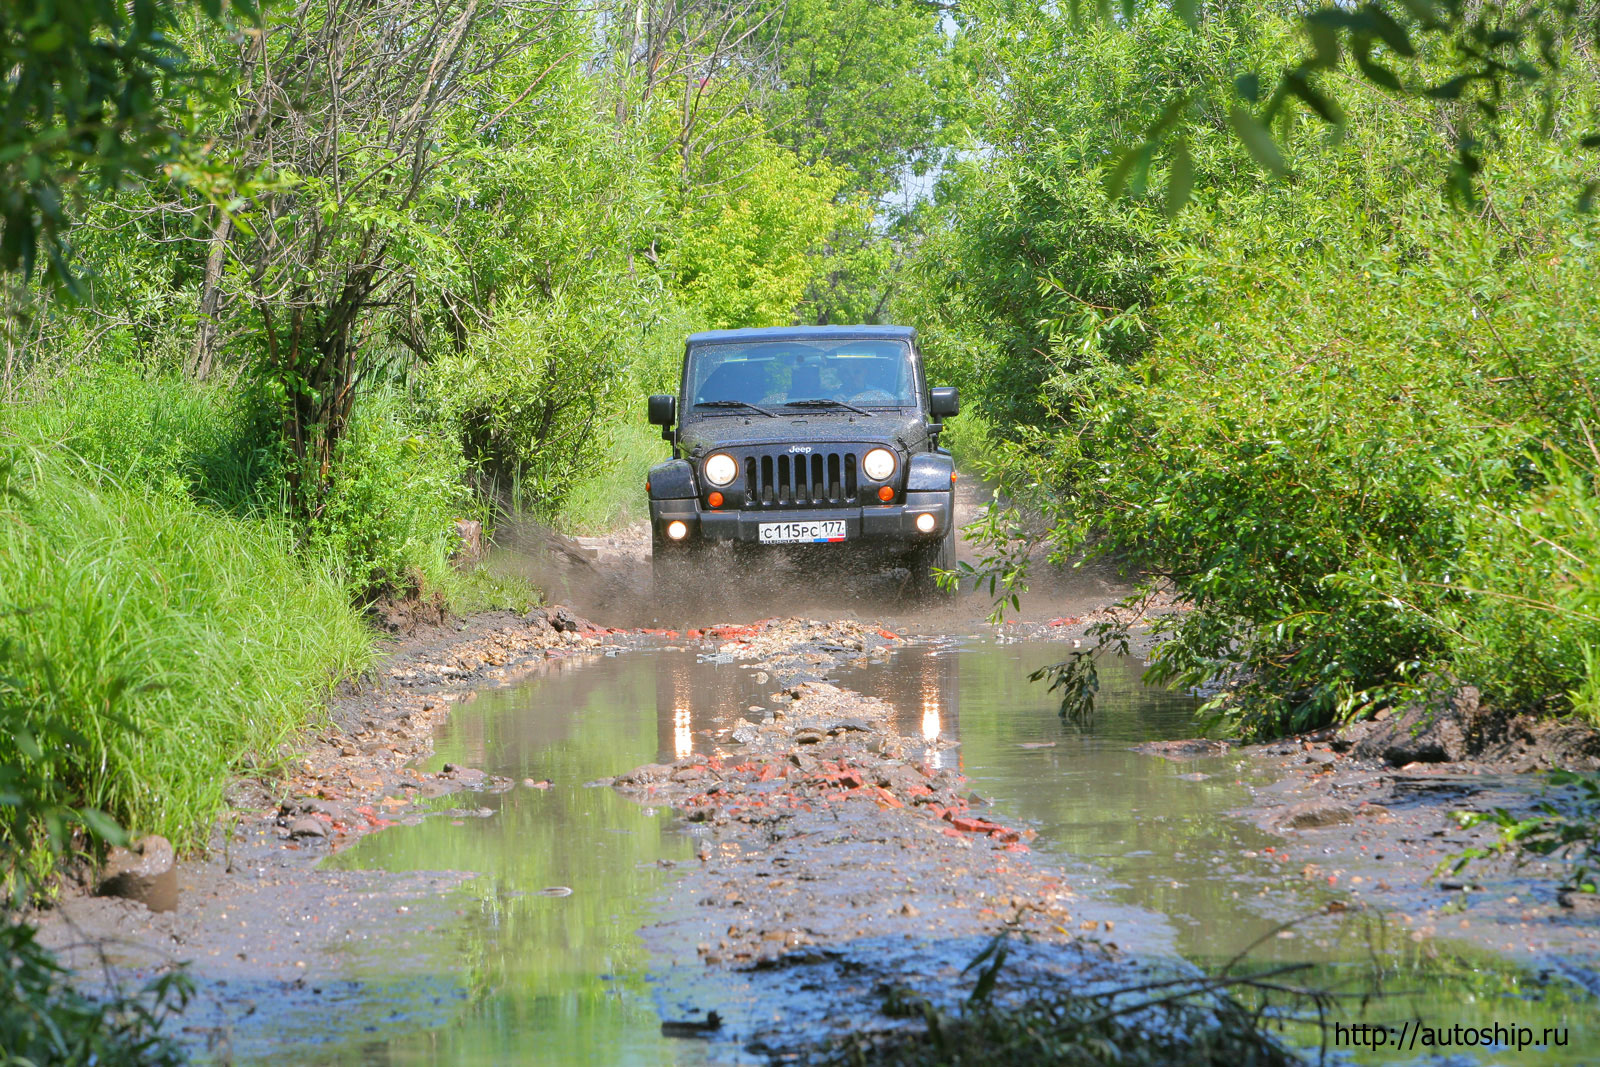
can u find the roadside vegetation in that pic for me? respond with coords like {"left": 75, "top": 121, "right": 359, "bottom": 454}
{"left": 904, "top": 5, "right": 1600, "bottom": 745}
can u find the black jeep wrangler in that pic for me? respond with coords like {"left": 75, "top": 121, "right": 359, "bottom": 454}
{"left": 645, "top": 325, "right": 959, "bottom": 596}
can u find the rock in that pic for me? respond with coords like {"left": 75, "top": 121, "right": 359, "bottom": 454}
{"left": 1330, "top": 720, "right": 1377, "bottom": 753}
{"left": 731, "top": 719, "right": 760, "bottom": 745}
{"left": 615, "top": 764, "right": 674, "bottom": 786}
{"left": 97, "top": 835, "right": 178, "bottom": 912}
{"left": 438, "top": 764, "right": 488, "bottom": 787}
{"left": 1344, "top": 686, "right": 1478, "bottom": 764}
{"left": 288, "top": 816, "right": 330, "bottom": 839}
{"left": 1132, "top": 739, "right": 1230, "bottom": 760}
{"left": 1557, "top": 889, "right": 1600, "bottom": 915}
{"left": 792, "top": 727, "right": 827, "bottom": 745}
{"left": 549, "top": 606, "right": 585, "bottom": 633}
{"left": 1278, "top": 800, "right": 1357, "bottom": 830}
{"left": 660, "top": 1010, "right": 721, "bottom": 1036}
{"left": 1304, "top": 749, "right": 1337, "bottom": 765}
{"left": 828, "top": 719, "right": 872, "bottom": 735}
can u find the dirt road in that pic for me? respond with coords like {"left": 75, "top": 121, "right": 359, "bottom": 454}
{"left": 32, "top": 519, "right": 1600, "bottom": 1064}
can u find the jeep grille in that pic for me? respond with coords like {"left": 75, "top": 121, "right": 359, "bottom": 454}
{"left": 743, "top": 450, "right": 858, "bottom": 507}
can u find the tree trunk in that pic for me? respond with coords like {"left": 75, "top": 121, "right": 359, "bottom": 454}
{"left": 190, "top": 211, "right": 234, "bottom": 381}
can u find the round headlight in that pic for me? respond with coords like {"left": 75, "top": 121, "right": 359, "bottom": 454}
{"left": 703, "top": 453, "right": 738, "bottom": 487}
{"left": 862, "top": 448, "right": 897, "bottom": 482}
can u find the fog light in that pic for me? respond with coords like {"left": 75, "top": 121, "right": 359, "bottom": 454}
{"left": 916, "top": 513, "right": 936, "bottom": 533}
{"left": 877, "top": 485, "right": 895, "bottom": 502}
{"left": 666, "top": 520, "right": 688, "bottom": 540}
{"left": 708, "top": 491, "right": 724, "bottom": 508}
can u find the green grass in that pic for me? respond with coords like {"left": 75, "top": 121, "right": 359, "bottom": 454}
{"left": 0, "top": 442, "right": 373, "bottom": 858}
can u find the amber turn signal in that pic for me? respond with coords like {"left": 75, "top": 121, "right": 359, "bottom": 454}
{"left": 645, "top": 479, "right": 652, "bottom": 492}
{"left": 708, "top": 491, "right": 724, "bottom": 507}
{"left": 877, "top": 485, "right": 894, "bottom": 502}
{"left": 951, "top": 471, "right": 957, "bottom": 484}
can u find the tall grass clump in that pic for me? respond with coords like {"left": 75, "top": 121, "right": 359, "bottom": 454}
{"left": 14, "top": 363, "right": 284, "bottom": 516}
{"left": 0, "top": 443, "right": 372, "bottom": 862}
{"left": 12, "top": 365, "right": 497, "bottom": 610}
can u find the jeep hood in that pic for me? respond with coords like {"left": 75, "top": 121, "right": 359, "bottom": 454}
{"left": 679, "top": 412, "right": 926, "bottom": 454}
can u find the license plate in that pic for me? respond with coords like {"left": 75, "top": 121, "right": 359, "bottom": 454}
{"left": 758, "top": 520, "right": 847, "bottom": 544}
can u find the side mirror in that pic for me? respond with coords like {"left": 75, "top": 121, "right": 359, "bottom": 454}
{"left": 929, "top": 387, "right": 959, "bottom": 418}
{"left": 647, "top": 394, "right": 676, "bottom": 427}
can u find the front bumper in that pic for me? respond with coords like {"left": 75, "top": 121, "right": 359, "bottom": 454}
{"left": 651, "top": 492, "right": 951, "bottom": 544}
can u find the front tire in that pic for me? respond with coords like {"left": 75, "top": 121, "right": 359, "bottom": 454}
{"left": 906, "top": 522, "right": 955, "bottom": 600}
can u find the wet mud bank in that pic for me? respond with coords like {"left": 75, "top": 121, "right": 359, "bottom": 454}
{"left": 1165, "top": 719, "right": 1600, "bottom": 983}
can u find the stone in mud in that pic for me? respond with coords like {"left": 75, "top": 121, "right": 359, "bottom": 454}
{"left": 288, "top": 816, "right": 330, "bottom": 839}
{"left": 731, "top": 719, "right": 760, "bottom": 745}
{"left": 549, "top": 606, "right": 588, "bottom": 633}
{"left": 1278, "top": 800, "right": 1357, "bottom": 830}
{"left": 1132, "top": 739, "right": 1230, "bottom": 760}
{"left": 1343, "top": 686, "right": 1478, "bottom": 764}
{"left": 827, "top": 719, "right": 872, "bottom": 735}
{"left": 438, "top": 764, "right": 489, "bottom": 787}
{"left": 792, "top": 727, "right": 827, "bottom": 745}
{"left": 97, "top": 835, "right": 178, "bottom": 913}
{"left": 616, "top": 763, "right": 674, "bottom": 786}
{"left": 1557, "top": 889, "right": 1600, "bottom": 915}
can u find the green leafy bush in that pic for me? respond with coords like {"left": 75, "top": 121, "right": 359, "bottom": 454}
{"left": 433, "top": 291, "right": 645, "bottom": 516}
{"left": 905, "top": 4, "right": 1600, "bottom": 737}
{"left": 306, "top": 396, "right": 473, "bottom": 601}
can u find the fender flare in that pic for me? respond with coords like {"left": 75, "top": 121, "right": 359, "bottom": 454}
{"left": 647, "top": 458, "right": 698, "bottom": 499}
{"left": 905, "top": 451, "right": 956, "bottom": 493}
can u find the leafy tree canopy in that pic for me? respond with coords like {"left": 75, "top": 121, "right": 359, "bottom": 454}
{"left": 0, "top": 0, "right": 255, "bottom": 285}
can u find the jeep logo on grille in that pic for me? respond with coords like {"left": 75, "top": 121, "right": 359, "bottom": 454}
{"left": 788, "top": 445, "right": 813, "bottom": 454}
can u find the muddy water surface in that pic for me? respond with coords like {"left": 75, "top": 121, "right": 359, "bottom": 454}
{"left": 299, "top": 639, "right": 1595, "bottom": 1065}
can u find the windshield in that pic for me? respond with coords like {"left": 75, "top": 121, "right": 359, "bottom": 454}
{"left": 685, "top": 339, "right": 918, "bottom": 413}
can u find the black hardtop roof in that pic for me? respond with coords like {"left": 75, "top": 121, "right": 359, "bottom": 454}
{"left": 686, "top": 324, "right": 916, "bottom": 346}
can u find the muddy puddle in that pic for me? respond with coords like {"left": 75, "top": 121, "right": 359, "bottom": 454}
{"left": 275, "top": 639, "right": 1597, "bottom": 1065}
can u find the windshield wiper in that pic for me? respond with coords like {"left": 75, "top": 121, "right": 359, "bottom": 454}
{"left": 693, "top": 399, "right": 778, "bottom": 418}
{"left": 783, "top": 398, "right": 876, "bottom": 417}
